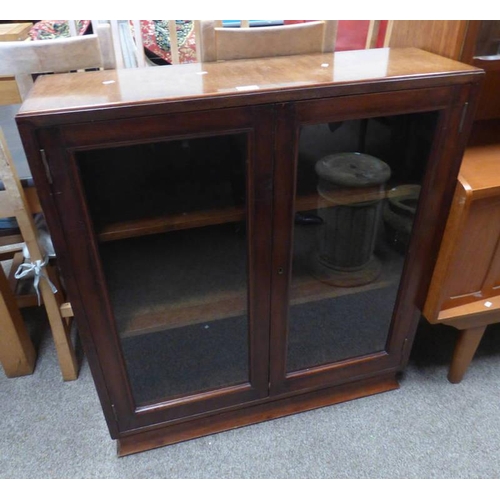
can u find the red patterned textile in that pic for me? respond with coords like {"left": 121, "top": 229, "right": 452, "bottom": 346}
{"left": 131, "top": 20, "right": 197, "bottom": 64}
{"left": 29, "top": 20, "right": 91, "bottom": 39}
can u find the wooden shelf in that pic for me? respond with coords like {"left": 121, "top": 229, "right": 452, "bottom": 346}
{"left": 119, "top": 255, "right": 403, "bottom": 338}
{"left": 98, "top": 205, "right": 246, "bottom": 242}
{"left": 119, "top": 290, "right": 247, "bottom": 338}
{"left": 296, "top": 183, "right": 419, "bottom": 212}
{"left": 98, "top": 184, "right": 420, "bottom": 243}
{"left": 101, "top": 192, "right": 406, "bottom": 340}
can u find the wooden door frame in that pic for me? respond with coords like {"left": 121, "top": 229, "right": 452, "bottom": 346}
{"left": 269, "top": 83, "right": 480, "bottom": 395}
{"left": 28, "top": 105, "right": 275, "bottom": 436}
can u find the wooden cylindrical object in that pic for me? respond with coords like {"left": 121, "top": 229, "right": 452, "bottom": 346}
{"left": 313, "top": 152, "right": 391, "bottom": 286}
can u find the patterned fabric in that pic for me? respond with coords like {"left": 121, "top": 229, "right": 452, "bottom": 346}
{"left": 28, "top": 19, "right": 197, "bottom": 65}
{"left": 29, "top": 20, "right": 91, "bottom": 40}
{"left": 131, "top": 20, "right": 197, "bottom": 64}
{"left": 154, "top": 21, "right": 193, "bottom": 52}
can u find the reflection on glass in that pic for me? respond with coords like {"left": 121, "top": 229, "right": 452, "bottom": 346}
{"left": 288, "top": 114, "right": 437, "bottom": 373}
{"left": 474, "top": 21, "right": 500, "bottom": 58}
{"left": 77, "top": 134, "right": 249, "bottom": 405}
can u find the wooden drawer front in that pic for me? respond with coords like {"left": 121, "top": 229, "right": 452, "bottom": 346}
{"left": 442, "top": 197, "right": 500, "bottom": 306}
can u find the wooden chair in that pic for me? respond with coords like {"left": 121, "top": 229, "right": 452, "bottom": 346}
{"left": 0, "top": 128, "right": 80, "bottom": 380}
{"left": 196, "top": 20, "right": 339, "bottom": 62}
{"left": 0, "top": 236, "right": 36, "bottom": 377}
{"left": 0, "top": 21, "right": 115, "bottom": 100}
{"left": 0, "top": 23, "right": 116, "bottom": 381}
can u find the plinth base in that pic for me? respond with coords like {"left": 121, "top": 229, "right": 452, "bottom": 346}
{"left": 117, "top": 373, "right": 399, "bottom": 457}
{"left": 311, "top": 253, "right": 382, "bottom": 287}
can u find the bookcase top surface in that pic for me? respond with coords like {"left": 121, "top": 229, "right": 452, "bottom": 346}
{"left": 18, "top": 48, "right": 482, "bottom": 118}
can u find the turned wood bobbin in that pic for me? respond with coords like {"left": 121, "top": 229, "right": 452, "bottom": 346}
{"left": 312, "top": 152, "right": 391, "bottom": 287}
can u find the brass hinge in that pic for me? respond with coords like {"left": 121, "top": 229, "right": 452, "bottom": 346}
{"left": 40, "top": 149, "right": 53, "bottom": 184}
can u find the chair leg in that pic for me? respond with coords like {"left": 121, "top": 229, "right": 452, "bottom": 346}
{"left": 42, "top": 264, "right": 79, "bottom": 381}
{"left": 448, "top": 325, "right": 487, "bottom": 384}
{"left": 0, "top": 264, "right": 36, "bottom": 377}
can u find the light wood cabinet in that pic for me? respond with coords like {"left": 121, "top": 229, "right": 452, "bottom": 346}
{"left": 16, "top": 48, "right": 482, "bottom": 455}
{"left": 424, "top": 121, "right": 500, "bottom": 382}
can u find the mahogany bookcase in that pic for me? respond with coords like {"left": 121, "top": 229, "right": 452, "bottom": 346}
{"left": 16, "top": 48, "right": 482, "bottom": 455}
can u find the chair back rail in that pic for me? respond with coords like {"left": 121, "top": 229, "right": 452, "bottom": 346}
{"left": 0, "top": 22, "right": 115, "bottom": 100}
{"left": 119, "top": 20, "right": 383, "bottom": 67}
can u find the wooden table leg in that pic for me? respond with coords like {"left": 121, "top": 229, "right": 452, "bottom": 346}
{"left": 0, "top": 264, "right": 36, "bottom": 377}
{"left": 448, "top": 325, "right": 487, "bottom": 384}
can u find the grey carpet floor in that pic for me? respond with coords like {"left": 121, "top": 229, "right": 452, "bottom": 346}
{"left": 1, "top": 313, "right": 500, "bottom": 479}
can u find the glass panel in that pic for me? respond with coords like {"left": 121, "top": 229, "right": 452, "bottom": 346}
{"left": 76, "top": 134, "right": 249, "bottom": 406}
{"left": 474, "top": 21, "right": 500, "bottom": 58}
{"left": 288, "top": 113, "right": 438, "bottom": 373}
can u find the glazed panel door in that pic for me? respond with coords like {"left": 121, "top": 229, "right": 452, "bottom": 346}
{"left": 38, "top": 105, "right": 274, "bottom": 433}
{"left": 270, "top": 86, "right": 472, "bottom": 395}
